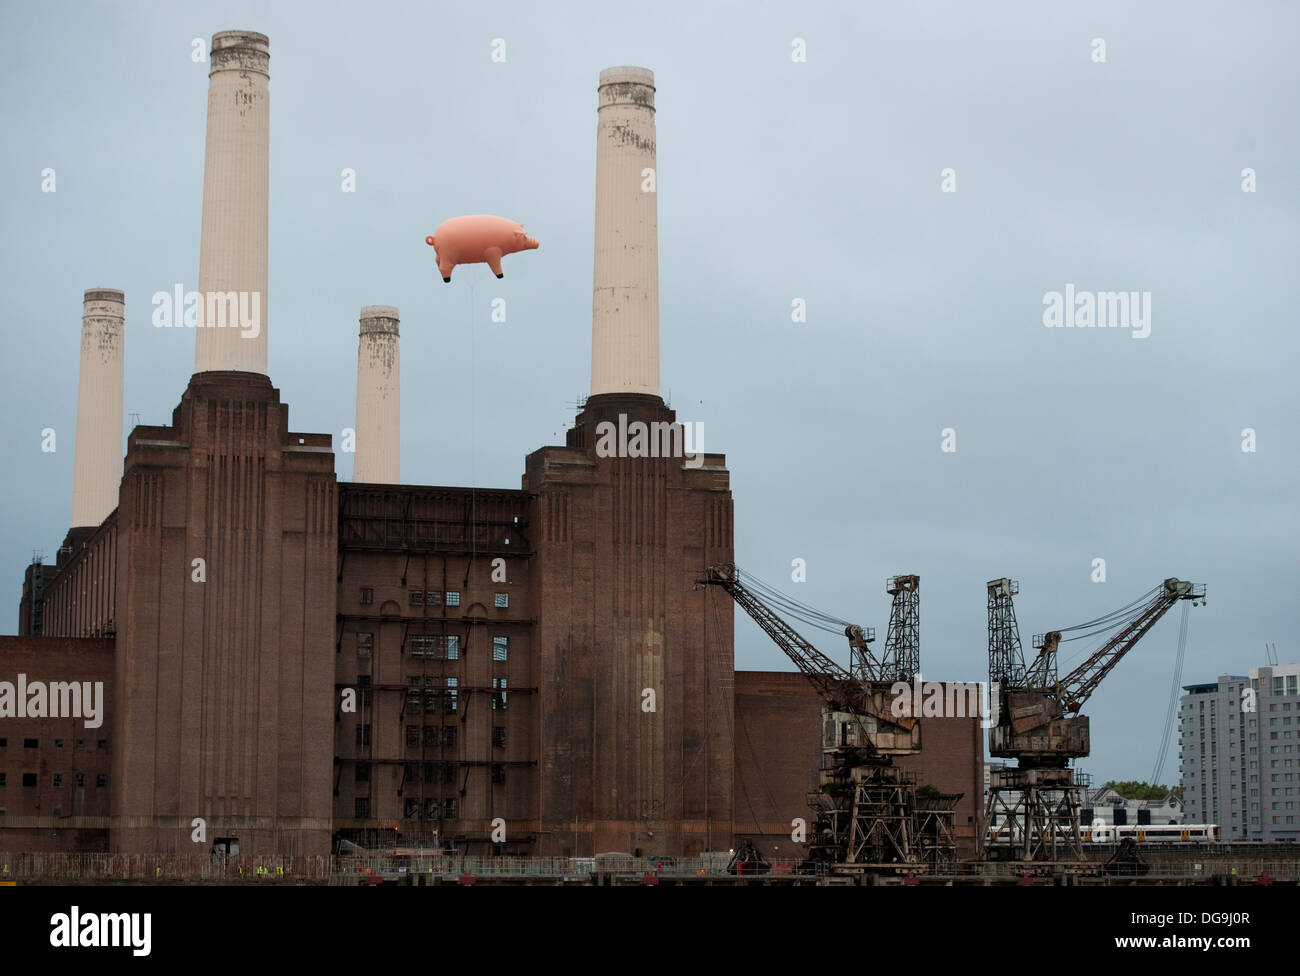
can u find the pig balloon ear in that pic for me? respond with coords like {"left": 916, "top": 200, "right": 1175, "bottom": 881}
{"left": 425, "top": 235, "right": 436, "bottom": 246}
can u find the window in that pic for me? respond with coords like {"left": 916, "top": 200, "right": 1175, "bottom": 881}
{"left": 406, "top": 725, "right": 419, "bottom": 747}
{"left": 423, "top": 763, "right": 435, "bottom": 784}
{"left": 355, "top": 798, "right": 370, "bottom": 818}
{"left": 422, "top": 726, "right": 437, "bottom": 747}
{"left": 0, "top": 738, "right": 6, "bottom": 748}
{"left": 95, "top": 774, "right": 107, "bottom": 788}
{"left": 494, "top": 592, "right": 509, "bottom": 609}
{"left": 442, "top": 763, "right": 455, "bottom": 784}
{"left": 493, "top": 726, "right": 507, "bottom": 749}
{"left": 426, "top": 591, "right": 441, "bottom": 607}
{"left": 355, "top": 723, "right": 371, "bottom": 747}
{"left": 53, "top": 773, "right": 62, "bottom": 788}
{"left": 493, "top": 636, "right": 508, "bottom": 662}
{"left": 424, "top": 689, "right": 439, "bottom": 714}
{"left": 405, "top": 798, "right": 419, "bottom": 819}
{"left": 23, "top": 738, "right": 37, "bottom": 749}
{"left": 492, "top": 763, "right": 506, "bottom": 785}
{"left": 445, "top": 591, "right": 460, "bottom": 608}
{"left": 356, "top": 633, "right": 373, "bottom": 657}
{"left": 76, "top": 739, "right": 85, "bottom": 750}
{"left": 410, "top": 590, "right": 424, "bottom": 607}
{"left": 75, "top": 773, "right": 85, "bottom": 788}
{"left": 406, "top": 687, "right": 422, "bottom": 712}
{"left": 403, "top": 762, "right": 417, "bottom": 783}
{"left": 443, "top": 798, "right": 459, "bottom": 819}
{"left": 409, "top": 635, "right": 458, "bottom": 660}
{"left": 22, "top": 773, "right": 37, "bottom": 788}
{"left": 97, "top": 740, "right": 106, "bottom": 751}
{"left": 445, "top": 677, "right": 459, "bottom": 713}
{"left": 493, "top": 677, "right": 508, "bottom": 710}
{"left": 358, "top": 675, "right": 372, "bottom": 708}
{"left": 54, "top": 739, "right": 64, "bottom": 749}
{"left": 443, "top": 726, "right": 457, "bottom": 749}
{"left": 425, "top": 798, "right": 438, "bottom": 820}
{"left": 355, "top": 762, "right": 370, "bottom": 783}
{"left": 0, "top": 773, "right": 5, "bottom": 786}
{"left": 360, "top": 587, "right": 374, "bottom": 606}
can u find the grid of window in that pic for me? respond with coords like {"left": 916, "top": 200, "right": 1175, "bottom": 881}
{"left": 445, "top": 677, "right": 459, "bottom": 713}
{"left": 445, "top": 591, "right": 461, "bottom": 607}
{"left": 409, "top": 590, "right": 424, "bottom": 607}
{"left": 356, "top": 633, "right": 373, "bottom": 656}
{"left": 360, "top": 587, "right": 374, "bottom": 606}
{"left": 492, "top": 677, "right": 508, "bottom": 710}
{"left": 494, "top": 592, "right": 509, "bottom": 609}
{"left": 493, "top": 726, "right": 507, "bottom": 749}
{"left": 355, "top": 798, "right": 370, "bottom": 818}
{"left": 493, "top": 636, "right": 508, "bottom": 662}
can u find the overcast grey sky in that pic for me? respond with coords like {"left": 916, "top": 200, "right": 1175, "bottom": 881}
{"left": 2, "top": 0, "right": 1296, "bottom": 785}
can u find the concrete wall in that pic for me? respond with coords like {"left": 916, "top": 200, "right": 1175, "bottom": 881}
{"left": 524, "top": 393, "right": 735, "bottom": 856}
{"left": 0, "top": 636, "right": 114, "bottom": 851}
{"left": 111, "top": 371, "right": 336, "bottom": 855}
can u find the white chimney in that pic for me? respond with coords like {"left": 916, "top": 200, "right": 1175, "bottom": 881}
{"left": 194, "top": 30, "right": 270, "bottom": 375}
{"left": 590, "top": 66, "right": 659, "bottom": 397}
{"left": 354, "top": 306, "right": 400, "bottom": 484}
{"left": 71, "top": 289, "right": 125, "bottom": 528}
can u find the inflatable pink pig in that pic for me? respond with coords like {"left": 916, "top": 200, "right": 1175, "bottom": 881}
{"left": 425, "top": 215, "right": 539, "bottom": 282}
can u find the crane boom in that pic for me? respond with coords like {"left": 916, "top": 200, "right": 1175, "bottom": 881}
{"left": 697, "top": 563, "right": 916, "bottom": 739}
{"left": 699, "top": 564, "right": 854, "bottom": 709}
{"left": 1031, "top": 578, "right": 1205, "bottom": 712}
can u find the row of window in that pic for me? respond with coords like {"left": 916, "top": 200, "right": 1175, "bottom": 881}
{"left": 0, "top": 738, "right": 107, "bottom": 750}
{"left": 358, "top": 588, "right": 515, "bottom": 610}
{"left": 354, "top": 634, "right": 511, "bottom": 661}
{"left": 405, "top": 725, "right": 458, "bottom": 748}
{"left": 354, "top": 797, "right": 459, "bottom": 819}
{"left": 0, "top": 772, "right": 107, "bottom": 788}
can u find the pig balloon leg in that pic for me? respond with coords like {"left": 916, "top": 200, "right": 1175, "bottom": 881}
{"left": 483, "top": 247, "right": 504, "bottom": 279}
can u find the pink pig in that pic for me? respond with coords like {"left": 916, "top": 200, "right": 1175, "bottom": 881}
{"left": 425, "top": 215, "right": 539, "bottom": 282}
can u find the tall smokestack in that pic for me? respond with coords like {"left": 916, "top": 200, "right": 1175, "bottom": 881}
{"left": 354, "top": 306, "right": 400, "bottom": 484}
{"left": 194, "top": 30, "right": 269, "bottom": 375}
{"left": 590, "top": 66, "right": 659, "bottom": 397}
{"left": 71, "top": 289, "right": 125, "bottom": 528}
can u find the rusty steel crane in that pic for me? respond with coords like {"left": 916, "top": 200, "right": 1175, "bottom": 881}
{"left": 984, "top": 577, "right": 1205, "bottom": 863}
{"left": 698, "top": 565, "right": 958, "bottom": 871}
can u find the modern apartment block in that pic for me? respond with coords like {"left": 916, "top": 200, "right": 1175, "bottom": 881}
{"left": 1180, "top": 664, "right": 1300, "bottom": 842}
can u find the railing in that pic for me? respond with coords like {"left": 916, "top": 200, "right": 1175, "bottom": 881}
{"left": 0, "top": 852, "right": 331, "bottom": 882}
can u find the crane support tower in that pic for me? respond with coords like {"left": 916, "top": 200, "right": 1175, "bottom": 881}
{"left": 698, "top": 565, "right": 959, "bottom": 872}
{"left": 983, "top": 577, "right": 1205, "bottom": 864}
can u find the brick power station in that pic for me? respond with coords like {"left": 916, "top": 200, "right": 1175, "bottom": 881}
{"left": 2, "top": 32, "right": 982, "bottom": 861}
